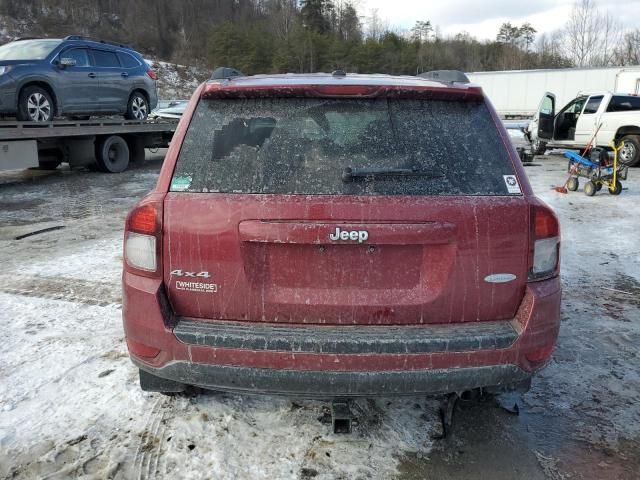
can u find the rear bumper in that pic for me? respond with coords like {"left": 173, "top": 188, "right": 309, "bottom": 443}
{"left": 123, "top": 273, "right": 561, "bottom": 396}
{"left": 173, "top": 317, "right": 519, "bottom": 354}
{"left": 133, "top": 358, "right": 531, "bottom": 397}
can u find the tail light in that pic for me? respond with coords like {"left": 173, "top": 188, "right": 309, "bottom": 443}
{"left": 528, "top": 202, "right": 560, "bottom": 281}
{"left": 124, "top": 198, "right": 162, "bottom": 277}
{"left": 147, "top": 69, "right": 157, "bottom": 80}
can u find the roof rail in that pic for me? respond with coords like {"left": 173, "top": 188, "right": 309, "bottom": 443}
{"left": 13, "top": 37, "right": 39, "bottom": 41}
{"left": 211, "top": 67, "right": 244, "bottom": 80}
{"left": 418, "top": 70, "right": 470, "bottom": 84}
{"left": 63, "top": 35, "right": 132, "bottom": 49}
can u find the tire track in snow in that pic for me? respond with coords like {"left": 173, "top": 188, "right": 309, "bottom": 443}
{"left": 151, "top": 421, "right": 167, "bottom": 478}
{"left": 0, "top": 274, "right": 120, "bottom": 306}
{"left": 133, "top": 396, "right": 167, "bottom": 480}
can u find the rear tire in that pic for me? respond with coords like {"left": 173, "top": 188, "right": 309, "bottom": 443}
{"left": 17, "top": 85, "right": 54, "bottom": 122}
{"left": 95, "top": 135, "right": 130, "bottom": 173}
{"left": 618, "top": 135, "right": 640, "bottom": 167}
{"left": 608, "top": 179, "right": 622, "bottom": 195}
{"left": 125, "top": 91, "right": 149, "bottom": 120}
{"left": 567, "top": 177, "right": 579, "bottom": 191}
{"left": 584, "top": 181, "right": 597, "bottom": 196}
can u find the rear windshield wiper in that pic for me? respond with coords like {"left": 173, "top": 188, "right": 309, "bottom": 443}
{"left": 342, "top": 167, "right": 444, "bottom": 182}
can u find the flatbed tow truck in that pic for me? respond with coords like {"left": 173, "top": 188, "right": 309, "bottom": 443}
{"left": 0, "top": 118, "right": 178, "bottom": 173}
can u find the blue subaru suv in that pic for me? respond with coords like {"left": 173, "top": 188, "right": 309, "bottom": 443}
{"left": 0, "top": 36, "right": 158, "bottom": 122}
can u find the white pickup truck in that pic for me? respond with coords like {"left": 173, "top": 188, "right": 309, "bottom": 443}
{"left": 526, "top": 92, "right": 640, "bottom": 166}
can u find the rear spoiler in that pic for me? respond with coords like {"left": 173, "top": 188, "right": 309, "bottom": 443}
{"left": 201, "top": 84, "right": 482, "bottom": 101}
{"left": 201, "top": 67, "right": 481, "bottom": 100}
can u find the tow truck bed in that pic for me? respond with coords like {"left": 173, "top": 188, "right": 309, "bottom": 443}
{"left": 0, "top": 118, "right": 178, "bottom": 172}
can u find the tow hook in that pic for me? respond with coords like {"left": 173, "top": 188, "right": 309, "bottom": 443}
{"left": 331, "top": 398, "right": 357, "bottom": 434}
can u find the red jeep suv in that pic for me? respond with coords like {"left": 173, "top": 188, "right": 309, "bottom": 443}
{"left": 122, "top": 70, "right": 561, "bottom": 396}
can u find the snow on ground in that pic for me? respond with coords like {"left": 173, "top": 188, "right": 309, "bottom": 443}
{"left": 528, "top": 162, "right": 640, "bottom": 445}
{"left": 0, "top": 292, "right": 439, "bottom": 480}
{"left": 1, "top": 148, "right": 639, "bottom": 479}
{"left": 154, "top": 62, "right": 209, "bottom": 101}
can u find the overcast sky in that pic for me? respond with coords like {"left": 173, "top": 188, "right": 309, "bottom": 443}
{"left": 362, "top": 0, "right": 640, "bottom": 40}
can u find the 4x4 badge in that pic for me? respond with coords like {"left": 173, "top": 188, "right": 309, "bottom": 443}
{"left": 329, "top": 227, "right": 369, "bottom": 243}
{"left": 170, "top": 270, "right": 211, "bottom": 278}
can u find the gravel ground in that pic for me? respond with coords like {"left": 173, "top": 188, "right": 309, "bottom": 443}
{"left": 0, "top": 146, "right": 639, "bottom": 480}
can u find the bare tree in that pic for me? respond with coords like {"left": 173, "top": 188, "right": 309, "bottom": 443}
{"left": 598, "top": 11, "right": 623, "bottom": 66}
{"left": 537, "top": 30, "right": 571, "bottom": 67}
{"left": 563, "top": 1, "right": 626, "bottom": 67}
{"left": 614, "top": 29, "right": 640, "bottom": 65}
{"left": 269, "top": 0, "right": 298, "bottom": 41}
{"left": 564, "top": 0, "right": 600, "bottom": 67}
{"left": 537, "top": 31, "right": 562, "bottom": 57}
{"left": 366, "top": 8, "right": 387, "bottom": 40}
{"left": 433, "top": 25, "right": 442, "bottom": 41}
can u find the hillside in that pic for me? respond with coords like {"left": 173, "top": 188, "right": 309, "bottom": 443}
{"left": 152, "top": 62, "right": 209, "bottom": 100}
{"left": 0, "top": 0, "right": 574, "bottom": 77}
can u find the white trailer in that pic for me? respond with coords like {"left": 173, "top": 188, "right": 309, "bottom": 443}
{"left": 467, "top": 66, "right": 640, "bottom": 118}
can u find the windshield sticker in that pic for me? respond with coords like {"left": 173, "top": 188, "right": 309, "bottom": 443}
{"left": 171, "top": 175, "right": 192, "bottom": 191}
{"left": 503, "top": 175, "right": 521, "bottom": 194}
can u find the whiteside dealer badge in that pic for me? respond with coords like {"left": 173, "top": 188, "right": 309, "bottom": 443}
{"left": 176, "top": 281, "right": 218, "bottom": 293}
{"left": 171, "top": 270, "right": 218, "bottom": 293}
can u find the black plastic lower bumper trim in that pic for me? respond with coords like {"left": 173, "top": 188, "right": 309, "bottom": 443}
{"left": 133, "top": 358, "right": 532, "bottom": 397}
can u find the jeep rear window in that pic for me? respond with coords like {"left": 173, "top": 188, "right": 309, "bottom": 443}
{"left": 172, "top": 98, "right": 516, "bottom": 195}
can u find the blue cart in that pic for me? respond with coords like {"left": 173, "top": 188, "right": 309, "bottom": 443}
{"left": 563, "top": 142, "right": 628, "bottom": 196}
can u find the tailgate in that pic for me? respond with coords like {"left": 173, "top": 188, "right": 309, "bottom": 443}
{"left": 164, "top": 194, "right": 529, "bottom": 324}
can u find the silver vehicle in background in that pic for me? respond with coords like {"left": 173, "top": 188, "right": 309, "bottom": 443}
{"left": 149, "top": 99, "right": 188, "bottom": 120}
